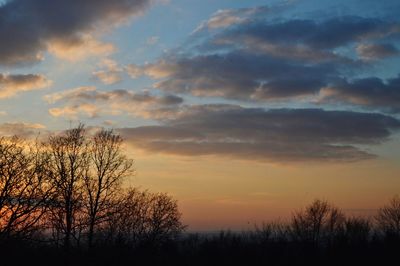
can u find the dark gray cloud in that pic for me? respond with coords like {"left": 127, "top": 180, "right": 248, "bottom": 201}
{"left": 123, "top": 3, "right": 400, "bottom": 112}
{"left": 133, "top": 51, "right": 338, "bottom": 100}
{"left": 0, "top": 0, "right": 151, "bottom": 65}
{"left": 319, "top": 75, "right": 400, "bottom": 112}
{"left": 118, "top": 106, "right": 400, "bottom": 162}
{"left": 214, "top": 17, "right": 400, "bottom": 50}
{"left": 131, "top": 11, "right": 400, "bottom": 105}
{"left": 253, "top": 77, "right": 326, "bottom": 99}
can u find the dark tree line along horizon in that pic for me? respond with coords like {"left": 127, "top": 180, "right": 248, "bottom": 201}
{"left": 0, "top": 125, "right": 184, "bottom": 248}
{"left": 1, "top": 125, "right": 400, "bottom": 256}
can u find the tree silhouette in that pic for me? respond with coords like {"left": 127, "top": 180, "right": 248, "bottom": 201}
{"left": 2, "top": 125, "right": 400, "bottom": 266}
{"left": 104, "top": 188, "right": 185, "bottom": 246}
{"left": 0, "top": 137, "right": 53, "bottom": 240}
{"left": 83, "top": 129, "right": 133, "bottom": 247}
{"left": 341, "top": 216, "right": 371, "bottom": 245}
{"left": 46, "top": 125, "right": 89, "bottom": 249}
{"left": 376, "top": 195, "right": 400, "bottom": 239}
{"left": 291, "top": 199, "right": 345, "bottom": 245}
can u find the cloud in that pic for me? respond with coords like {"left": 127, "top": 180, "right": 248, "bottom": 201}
{"left": 211, "top": 17, "right": 400, "bottom": 51}
{"left": 45, "top": 86, "right": 183, "bottom": 119}
{"left": 319, "top": 75, "right": 400, "bottom": 112}
{"left": 0, "top": 0, "right": 152, "bottom": 65}
{"left": 92, "top": 70, "right": 123, "bottom": 85}
{"left": 226, "top": 41, "right": 350, "bottom": 63}
{"left": 48, "top": 34, "right": 115, "bottom": 61}
{"left": 0, "top": 73, "right": 51, "bottom": 98}
{"left": 117, "top": 106, "right": 400, "bottom": 162}
{"left": 356, "top": 43, "right": 399, "bottom": 60}
{"left": 0, "top": 122, "right": 46, "bottom": 138}
{"left": 130, "top": 51, "right": 337, "bottom": 100}
{"left": 49, "top": 104, "right": 100, "bottom": 119}
{"left": 193, "top": 5, "right": 282, "bottom": 32}
{"left": 92, "top": 59, "right": 123, "bottom": 85}
{"left": 199, "top": 9, "right": 247, "bottom": 30}
{"left": 128, "top": 8, "right": 400, "bottom": 110}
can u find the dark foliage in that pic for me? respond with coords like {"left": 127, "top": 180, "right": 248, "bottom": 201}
{"left": 1, "top": 199, "right": 399, "bottom": 266}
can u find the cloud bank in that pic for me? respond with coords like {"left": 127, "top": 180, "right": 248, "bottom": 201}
{"left": 129, "top": 10, "right": 400, "bottom": 112}
{"left": 118, "top": 106, "right": 400, "bottom": 162}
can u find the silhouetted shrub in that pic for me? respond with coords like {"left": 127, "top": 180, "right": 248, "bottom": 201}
{"left": 376, "top": 195, "right": 400, "bottom": 240}
{"left": 290, "top": 199, "right": 345, "bottom": 245}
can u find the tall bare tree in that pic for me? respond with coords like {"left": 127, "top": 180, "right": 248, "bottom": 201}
{"left": 83, "top": 129, "right": 133, "bottom": 247}
{"left": 46, "top": 125, "right": 89, "bottom": 249}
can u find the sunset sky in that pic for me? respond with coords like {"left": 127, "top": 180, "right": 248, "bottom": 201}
{"left": 0, "top": 0, "right": 400, "bottom": 231}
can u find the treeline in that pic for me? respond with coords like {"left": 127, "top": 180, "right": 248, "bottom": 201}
{"left": 1, "top": 125, "right": 400, "bottom": 265}
{"left": 177, "top": 198, "right": 400, "bottom": 266}
{"left": 0, "top": 125, "right": 184, "bottom": 250}
{"left": 2, "top": 196, "right": 399, "bottom": 266}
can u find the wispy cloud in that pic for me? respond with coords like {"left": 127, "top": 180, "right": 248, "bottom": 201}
{"left": 45, "top": 86, "right": 183, "bottom": 119}
{"left": 92, "top": 59, "right": 123, "bottom": 85}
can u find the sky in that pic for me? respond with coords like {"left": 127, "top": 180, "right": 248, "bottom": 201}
{"left": 0, "top": 0, "right": 400, "bottom": 231}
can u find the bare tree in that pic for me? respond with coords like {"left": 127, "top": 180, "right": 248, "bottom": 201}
{"left": 83, "top": 129, "right": 133, "bottom": 247}
{"left": 0, "top": 137, "right": 53, "bottom": 240}
{"left": 146, "top": 192, "right": 185, "bottom": 243}
{"left": 103, "top": 188, "right": 185, "bottom": 246}
{"left": 104, "top": 188, "right": 149, "bottom": 245}
{"left": 291, "top": 199, "right": 345, "bottom": 245}
{"left": 46, "top": 125, "right": 89, "bottom": 249}
{"left": 0, "top": 124, "right": 184, "bottom": 250}
{"left": 376, "top": 195, "right": 400, "bottom": 238}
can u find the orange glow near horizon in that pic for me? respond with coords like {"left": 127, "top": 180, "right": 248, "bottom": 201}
{"left": 126, "top": 151, "right": 400, "bottom": 231}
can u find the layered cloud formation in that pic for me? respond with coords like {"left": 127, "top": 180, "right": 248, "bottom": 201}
{"left": 319, "top": 75, "right": 400, "bottom": 112}
{"left": 0, "top": 0, "right": 151, "bottom": 99}
{"left": 118, "top": 4, "right": 400, "bottom": 161}
{"left": 118, "top": 106, "right": 400, "bottom": 162}
{"left": 1, "top": 1, "right": 400, "bottom": 163}
{"left": 129, "top": 8, "right": 400, "bottom": 112}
